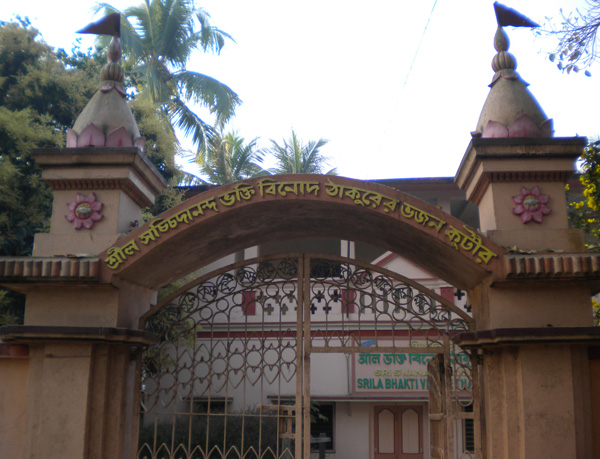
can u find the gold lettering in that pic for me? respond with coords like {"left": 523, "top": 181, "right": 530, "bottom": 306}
{"left": 104, "top": 240, "right": 139, "bottom": 270}
{"left": 445, "top": 225, "right": 497, "bottom": 265}
{"left": 122, "top": 239, "right": 140, "bottom": 256}
{"left": 445, "top": 226, "right": 463, "bottom": 250}
{"left": 325, "top": 179, "right": 344, "bottom": 198}
{"left": 476, "top": 245, "right": 497, "bottom": 264}
{"left": 105, "top": 246, "right": 126, "bottom": 269}
{"left": 258, "top": 178, "right": 279, "bottom": 197}
{"left": 400, "top": 203, "right": 446, "bottom": 233}
{"left": 305, "top": 182, "right": 320, "bottom": 196}
{"left": 200, "top": 198, "right": 219, "bottom": 213}
{"left": 362, "top": 192, "right": 383, "bottom": 208}
{"left": 343, "top": 187, "right": 363, "bottom": 204}
{"left": 259, "top": 178, "right": 321, "bottom": 198}
{"left": 174, "top": 208, "right": 193, "bottom": 224}
{"left": 382, "top": 198, "right": 399, "bottom": 213}
{"left": 139, "top": 224, "right": 160, "bottom": 245}
{"left": 219, "top": 183, "right": 255, "bottom": 206}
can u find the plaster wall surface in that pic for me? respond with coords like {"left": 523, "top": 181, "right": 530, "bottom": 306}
{"left": 33, "top": 232, "right": 121, "bottom": 257}
{"left": 481, "top": 181, "right": 569, "bottom": 233}
{"left": 0, "top": 357, "right": 29, "bottom": 459}
{"left": 519, "top": 345, "right": 577, "bottom": 458}
{"left": 24, "top": 285, "right": 119, "bottom": 327}
{"left": 24, "top": 343, "right": 92, "bottom": 459}
{"left": 116, "top": 279, "right": 155, "bottom": 328}
{"left": 311, "top": 353, "right": 349, "bottom": 397}
{"left": 328, "top": 403, "right": 370, "bottom": 459}
{"left": 487, "top": 228, "right": 584, "bottom": 252}
{"left": 486, "top": 285, "right": 593, "bottom": 329}
{"left": 482, "top": 344, "right": 595, "bottom": 458}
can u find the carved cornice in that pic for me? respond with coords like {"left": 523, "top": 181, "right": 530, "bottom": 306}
{"left": 0, "top": 257, "right": 100, "bottom": 283}
{"left": 500, "top": 253, "right": 600, "bottom": 282}
{"left": 31, "top": 147, "right": 167, "bottom": 208}
{"left": 45, "top": 177, "right": 152, "bottom": 208}
{"left": 455, "top": 137, "right": 585, "bottom": 204}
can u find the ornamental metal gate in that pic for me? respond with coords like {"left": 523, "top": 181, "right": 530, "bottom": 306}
{"left": 137, "top": 254, "right": 479, "bottom": 459}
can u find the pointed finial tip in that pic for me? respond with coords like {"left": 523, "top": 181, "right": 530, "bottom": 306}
{"left": 77, "top": 13, "right": 121, "bottom": 37}
{"left": 493, "top": 2, "right": 539, "bottom": 28}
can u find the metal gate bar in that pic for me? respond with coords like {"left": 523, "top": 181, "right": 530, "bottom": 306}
{"left": 137, "top": 253, "right": 480, "bottom": 459}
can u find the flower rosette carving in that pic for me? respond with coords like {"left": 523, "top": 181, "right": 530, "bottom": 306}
{"left": 65, "top": 192, "right": 104, "bottom": 229}
{"left": 511, "top": 186, "right": 551, "bottom": 223}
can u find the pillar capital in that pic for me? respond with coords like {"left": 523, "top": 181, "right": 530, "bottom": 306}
{"left": 456, "top": 137, "right": 586, "bottom": 250}
{"left": 31, "top": 147, "right": 166, "bottom": 257}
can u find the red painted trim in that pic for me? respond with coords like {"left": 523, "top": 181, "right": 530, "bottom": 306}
{"left": 242, "top": 290, "right": 256, "bottom": 316}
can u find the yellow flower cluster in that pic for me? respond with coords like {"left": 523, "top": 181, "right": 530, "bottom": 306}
{"left": 593, "top": 300, "right": 600, "bottom": 326}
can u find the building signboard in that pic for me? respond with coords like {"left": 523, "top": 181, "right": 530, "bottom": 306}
{"left": 352, "top": 340, "right": 471, "bottom": 395}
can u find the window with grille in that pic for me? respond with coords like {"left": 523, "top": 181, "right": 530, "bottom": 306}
{"left": 464, "top": 404, "right": 474, "bottom": 453}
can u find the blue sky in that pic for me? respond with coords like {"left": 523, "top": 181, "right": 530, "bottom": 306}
{"left": 4, "top": 0, "right": 597, "bottom": 179}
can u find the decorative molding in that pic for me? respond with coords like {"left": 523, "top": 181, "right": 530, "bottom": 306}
{"left": 44, "top": 178, "right": 152, "bottom": 208}
{"left": 502, "top": 253, "right": 600, "bottom": 280}
{"left": 0, "top": 257, "right": 100, "bottom": 282}
{"left": 470, "top": 171, "right": 571, "bottom": 205}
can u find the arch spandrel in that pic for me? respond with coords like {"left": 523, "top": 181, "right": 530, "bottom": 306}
{"left": 99, "top": 174, "right": 504, "bottom": 289}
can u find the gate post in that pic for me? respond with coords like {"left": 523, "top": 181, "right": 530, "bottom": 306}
{"left": 0, "top": 30, "right": 166, "bottom": 457}
{"left": 455, "top": 21, "right": 600, "bottom": 458}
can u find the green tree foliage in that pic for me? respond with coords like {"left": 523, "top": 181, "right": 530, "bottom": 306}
{"left": 131, "top": 95, "right": 181, "bottom": 183}
{"left": 194, "top": 130, "right": 266, "bottom": 185}
{"left": 266, "top": 130, "right": 337, "bottom": 175}
{"left": 0, "top": 19, "right": 99, "bottom": 256}
{"left": 96, "top": 0, "right": 241, "bottom": 150}
{"left": 567, "top": 140, "right": 600, "bottom": 248}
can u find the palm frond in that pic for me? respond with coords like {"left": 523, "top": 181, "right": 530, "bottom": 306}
{"left": 196, "top": 8, "right": 235, "bottom": 53}
{"left": 158, "top": 0, "right": 194, "bottom": 66}
{"left": 175, "top": 70, "right": 240, "bottom": 126}
{"left": 165, "top": 97, "right": 216, "bottom": 149}
{"left": 193, "top": 130, "right": 267, "bottom": 185}
{"left": 266, "top": 130, "right": 332, "bottom": 175}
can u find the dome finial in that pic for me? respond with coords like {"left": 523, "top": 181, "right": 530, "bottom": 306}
{"left": 472, "top": 4, "right": 553, "bottom": 139}
{"left": 492, "top": 26, "right": 516, "bottom": 73}
{"left": 490, "top": 3, "right": 538, "bottom": 74}
{"left": 66, "top": 14, "right": 145, "bottom": 151}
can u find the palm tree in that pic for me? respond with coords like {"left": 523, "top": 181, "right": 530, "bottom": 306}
{"left": 195, "top": 130, "right": 266, "bottom": 185}
{"left": 266, "top": 131, "right": 337, "bottom": 175}
{"left": 96, "top": 0, "right": 241, "bottom": 149}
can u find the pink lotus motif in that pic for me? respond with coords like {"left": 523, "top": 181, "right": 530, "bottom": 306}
{"left": 511, "top": 186, "right": 551, "bottom": 224}
{"left": 65, "top": 193, "right": 104, "bottom": 229}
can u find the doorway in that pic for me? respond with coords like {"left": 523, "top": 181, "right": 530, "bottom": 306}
{"left": 375, "top": 405, "right": 423, "bottom": 458}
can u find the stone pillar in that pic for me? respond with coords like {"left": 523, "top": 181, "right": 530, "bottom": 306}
{"left": 0, "top": 146, "right": 166, "bottom": 458}
{"left": 456, "top": 136, "right": 600, "bottom": 457}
